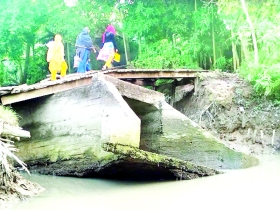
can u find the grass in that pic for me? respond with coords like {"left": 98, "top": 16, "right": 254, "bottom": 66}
{"left": 0, "top": 105, "right": 30, "bottom": 189}
{"left": 0, "top": 105, "right": 19, "bottom": 126}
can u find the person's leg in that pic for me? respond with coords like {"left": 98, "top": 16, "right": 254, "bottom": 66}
{"left": 50, "top": 70, "right": 57, "bottom": 81}
{"left": 49, "top": 61, "right": 57, "bottom": 81}
{"left": 61, "top": 68, "right": 66, "bottom": 77}
{"left": 77, "top": 50, "right": 88, "bottom": 73}
{"left": 86, "top": 61, "right": 91, "bottom": 71}
{"left": 61, "top": 61, "right": 67, "bottom": 77}
{"left": 104, "top": 54, "right": 114, "bottom": 68}
{"left": 102, "top": 43, "right": 115, "bottom": 70}
{"left": 103, "top": 50, "right": 115, "bottom": 70}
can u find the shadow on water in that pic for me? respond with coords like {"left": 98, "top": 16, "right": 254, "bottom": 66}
{"left": 88, "top": 162, "right": 180, "bottom": 182}
{"left": 12, "top": 155, "right": 280, "bottom": 210}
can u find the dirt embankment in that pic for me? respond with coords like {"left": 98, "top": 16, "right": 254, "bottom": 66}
{"left": 0, "top": 169, "right": 44, "bottom": 209}
{"left": 175, "top": 72, "right": 280, "bottom": 156}
{"left": 0, "top": 121, "right": 44, "bottom": 209}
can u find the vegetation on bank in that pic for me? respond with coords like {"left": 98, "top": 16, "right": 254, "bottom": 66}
{"left": 0, "top": 0, "right": 280, "bottom": 101}
{"left": 0, "top": 105, "right": 38, "bottom": 207}
{"left": 0, "top": 105, "right": 19, "bottom": 126}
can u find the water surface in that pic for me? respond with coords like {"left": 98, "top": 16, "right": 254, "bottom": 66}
{"left": 12, "top": 155, "right": 280, "bottom": 210}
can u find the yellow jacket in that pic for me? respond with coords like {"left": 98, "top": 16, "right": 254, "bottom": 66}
{"left": 47, "top": 34, "right": 64, "bottom": 72}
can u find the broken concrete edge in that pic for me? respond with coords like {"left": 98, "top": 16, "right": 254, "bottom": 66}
{"left": 94, "top": 73, "right": 166, "bottom": 108}
{"left": 102, "top": 142, "right": 223, "bottom": 178}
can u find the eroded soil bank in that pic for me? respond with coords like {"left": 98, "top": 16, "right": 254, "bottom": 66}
{"left": 175, "top": 71, "right": 280, "bottom": 156}
{"left": 0, "top": 169, "right": 44, "bottom": 209}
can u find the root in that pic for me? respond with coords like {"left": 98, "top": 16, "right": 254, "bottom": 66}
{"left": 199, "top": 102, "right": 214, "bottom": 125}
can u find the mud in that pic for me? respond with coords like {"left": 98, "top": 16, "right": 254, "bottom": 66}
{"left": 175, "top": 71, "right": 280, "bottom": 156}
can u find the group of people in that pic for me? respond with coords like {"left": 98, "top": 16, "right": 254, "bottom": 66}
{"left": 46, "top": 25, "right": 118, "bottom": 81}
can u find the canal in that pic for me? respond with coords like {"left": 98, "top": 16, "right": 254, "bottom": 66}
{"left": 11, "top": 155, "right": 280, "bottom": 210}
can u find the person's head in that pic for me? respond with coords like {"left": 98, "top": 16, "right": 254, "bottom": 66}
{"left": 54, "top": 34, "right": 62, "bottom": 42}
{"left": 105, "top": 25, "right": 116, "bottom": 35}
{"left": 83, "top": 27, "right": 90, "bottom": 34}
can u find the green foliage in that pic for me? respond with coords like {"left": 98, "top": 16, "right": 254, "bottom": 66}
{"left": 239, "top": 63, "right": 280, "bottom": 100}
{"left": 26, "top": 46, "right": 49, "bottom": 85}
{"left": 134, "top": 39, "right": 197, "bottom": 69}
{"left": 0, "top": 60, "right": 21, "bottom": 86}
{"left": 27, "top": 59, "right": 49, "bottom": 85}
{"left": 216, "top": 0, "right": 280, "bottom": 100}
{"left": 0, "top": 105, "right": 19, "bottom": 126}
{"left": 215, "top": 56, "right": 232, "bottom": 71}
{"left": 155, "top": 79, "right": 174, "bottom": 86}
{"left": 123, "top": 0, "right": 229, "bottom": 70}
{"left": 0, "top": 0, "right": 116, "bottom": 86}
{"left": 0, "top": 0, "right": 279, "bottom": 102}
{"left": 132, "top": 35, "right": 204, "bottom": 69}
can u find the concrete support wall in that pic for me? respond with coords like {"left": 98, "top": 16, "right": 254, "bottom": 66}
{"left": 123, "top": 98, "right": 258, "bottom": 170}
{"left": 124, "top": 98, "right": 162, "bottom": 152}
{"left": 158, "top": 102, "right": 258, "bottom": 170}
{"left": 13, "top": 77, "right": 140, "bottom": 165}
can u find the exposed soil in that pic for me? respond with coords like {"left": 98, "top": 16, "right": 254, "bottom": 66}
{"left": 175, "top": 71, "right": 280, "bottom": 156}
{"left": 0, "top": 168, "right": 44, "bottom": 210}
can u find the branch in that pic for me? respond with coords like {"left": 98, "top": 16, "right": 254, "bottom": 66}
{"left": 199, "top": 102, "right": 214, "bottom": 125}
{"left": 0, "top": 121, "right": 30, "bottom": 139}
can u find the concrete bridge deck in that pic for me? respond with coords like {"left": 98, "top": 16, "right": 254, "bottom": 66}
{"left": 0, "top": 69, "right": 206, "bottom": 105}
{"left": 104, "top": 68, "right": 205, "bottom": 79}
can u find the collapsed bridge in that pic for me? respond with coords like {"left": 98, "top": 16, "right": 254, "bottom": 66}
{"left": 0, "top": 70, "right": 258, "bottom": 180}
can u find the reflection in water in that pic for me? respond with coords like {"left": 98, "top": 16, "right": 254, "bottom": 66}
{"left": 12, "top": 155, "right": 280, "bottom": 210}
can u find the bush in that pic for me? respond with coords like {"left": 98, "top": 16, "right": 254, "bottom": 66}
{"left": 26, "top": 47, "right": 49, "bottom": 85}
{"left": 0, "top": 105, "right": 19, "bottom": 126}
{"left": 134, "top": 39, "right": 198, "bottom": 69}
{"left": 215, "top": 56, "right": 232, "bottom": 72}
{"left": 239, "top": 63, "right": 280, "bottom": 101}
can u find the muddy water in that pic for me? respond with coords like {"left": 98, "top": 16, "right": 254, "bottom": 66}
{"left": 12, "top": 155, "right": 280, "bottom": 210}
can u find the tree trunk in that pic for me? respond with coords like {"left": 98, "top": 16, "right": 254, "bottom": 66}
{"left": 123, "top": 32, "right": 129, "bottom": 65}
{"left": 211, "top": 6, "right": 216, "bottom": 69}
{"left": 120, "top": 9, "right": 129, "bottom": 66}
{"left": 239, "top": 33, "right": 250, "bottom": 62}
{"left": 240, "top": 0, "right": 259, "bottom": 65}
{"left": 231, "top": 30, "right": 240, "bottom": 71}
{"left": 67, "top": 42, "right": 70, "bottom": 72}
{"left": 231, "top": 42, "right": 239, "bottom": 71}
{"left": 22, "top": 42, "right": 31, "bottom": 84}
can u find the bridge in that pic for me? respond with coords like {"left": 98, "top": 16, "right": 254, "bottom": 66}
{"left": 0, "top": 68, "right": 258, "bottom": 179}
{"left": 0, "top": 68, "right": 206, "bottom": 105}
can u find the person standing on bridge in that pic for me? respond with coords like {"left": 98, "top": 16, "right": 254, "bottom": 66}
{"left": 75, "top": 27, "right": 96, "bottom": 73}
{"left": 46, "top": 34, "right": 65, "bottom": 81}
{"left": 97, "top": 24, "right": 118, "bottom": 70}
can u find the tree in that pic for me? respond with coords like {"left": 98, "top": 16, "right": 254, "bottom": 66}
{"left": 0, "top": 0, "right": 51, "bottom": 84}
{"left": 240, "top": 0, "right": 259, "bottom": 65}
{"left": 217, "top": 0, "right": 280, "bottom": 99}
{"left": 1, "top": 0, "right": 279, "bottom": 100}
{"left": 0, "top": 0, "right": 116, "bottom": 85}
